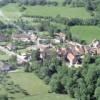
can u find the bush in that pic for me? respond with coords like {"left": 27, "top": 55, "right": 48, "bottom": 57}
{"left": 20, "top": 6, "right": 27, "bottom": 12}
{"left": 68, "top": 18, "right": 83, "bottom": 26}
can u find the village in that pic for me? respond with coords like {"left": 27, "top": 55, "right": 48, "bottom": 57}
{"left": 0, "top": 30, "right": 100, "bottom": 71}
{"left": 0, "top": 0, "right": 100, "bottom": 99}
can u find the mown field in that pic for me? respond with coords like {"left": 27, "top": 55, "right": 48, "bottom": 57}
{"left": 71, "top": 26, "right": 100, "bottom": 43}
{"left": 1, "top": 3, "right": 92, "bottom": 19}
{"left": 9, "top": 72, "right": 75, "bottom": 100}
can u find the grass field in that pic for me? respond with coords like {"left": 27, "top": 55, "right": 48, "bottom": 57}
{"left": 0, "top": 3, "right": 21, "bottom": 19}
{"left": 71, "top": 26, "right": 100, "bottom": 43}
{"left": 0, "top": 3, "right": 91, "bottom": 19}
{"left": 18, "top": 93, "right": 72, "bottom": 100}
{"left": 0, "top": 51, "right": 10, "bottom": 60}
{"left": 9, "top": 72, "right": 74, "bottom": 100}
{"left": 23, "top": 6, "right": 92, "bottom": 18}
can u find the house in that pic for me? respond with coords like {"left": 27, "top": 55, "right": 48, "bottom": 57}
{"left": 12, "top": 33, "right": 37, "bottom": 42}
{"left": 91, "top": 40, "right": 100, "bottom": 48}
{"left": 56, "top": 47, "right": 82, "bottom": 67}
{"left": 30, "top": 34, "right": 38, "bottom": 42}
{"left": 52, "top": 38, "right": 61, "bottom": 44}
{"left": 74, "top": 45, "right": 85, "bottom": 55}
{"left": 97, "top": 48, "right": 100, "bottom": 55}
{"left": 12, "top": 33, "right": 30, "bottom": 42}
{"left": 66, "top": 52, "right": 76, "bottom": 67}
{"left": 54, "top": 32, "right": 66, "bottom": 43}
{"left": 84, "top": 45, "right": 91, "bottom": 54}
{"left": 56, "top": 47, "right": 67, "bottom": 58}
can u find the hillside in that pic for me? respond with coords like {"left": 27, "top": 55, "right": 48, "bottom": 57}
{"left": 0, "top": 0, "right": 100, "bottom": 100}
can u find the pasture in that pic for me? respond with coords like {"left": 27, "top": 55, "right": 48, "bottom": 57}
{"left": 23, "top": 5, "right": 92, "bottom": 18}
{"left": 9, "top": 71, "right": 75, "bottom": 100}
{"left": 71, "top": 26, "right": 100, "bottom": 43}
{"left": 0, "top": 3, "right": 92, "bottom": 19}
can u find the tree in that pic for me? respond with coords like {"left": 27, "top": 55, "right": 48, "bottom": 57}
{"left": 94, "top": 87, "right": 100, "bottom": 100}
{"left": 24, "top": 62, "right": 32, "bottom": 72}
{"left": 63, "top": 0, "right": 72, "bottom": 5}
{"left": 71, "top": 0, "right": 84, "bottom": 7}
{"left": 49, "top": 74, "right": 64, "bottom": 93}
{"left": 95, "top": 56, "right": 100, "bottom": 65}
{"left": 8, "top": 55, "right": 17, "bottom": 70}
{"left": 85, "top": 0, "right": 95, "bottom": 11}
{"left": 96, "top": 78, "right": 100, "bottom": 87}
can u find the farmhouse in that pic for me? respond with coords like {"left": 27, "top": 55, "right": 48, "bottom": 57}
{"left": 12, "top": 33, "right": 37, "bottom": 42}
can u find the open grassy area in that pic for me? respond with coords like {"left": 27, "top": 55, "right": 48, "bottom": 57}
{"left": 18, "top": 93, "right": 73, "bottom": 100}
{"left": 0, "top": 51, "right": 10, "bottom": 60}
{"left": 0, "top": 3, "right": 21, "bottom": 19}
{"left": 71, "top": 26, "right": 100, "bottom": 43}
{"left": 0, "top": 85, "right": 6, "bottom": 95}
{"left": 1, "top": 3, "right": 92, "bottom": 19}
{"left": 24, "top": 6, "right": 92, "bottom": 18}
{"left": 9, "top": 71, "right": 74, "bottom": 100}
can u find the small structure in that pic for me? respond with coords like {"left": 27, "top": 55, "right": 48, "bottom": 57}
{"left": 54, "top": 32, "right": 66, "bottom": 43}
{"left": 12, "top": 33, "right": 37, "bottom": 42}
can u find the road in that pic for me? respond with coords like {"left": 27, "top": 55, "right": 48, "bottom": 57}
{"left": 0, "top": 46, "right": 28, "bottom": 62}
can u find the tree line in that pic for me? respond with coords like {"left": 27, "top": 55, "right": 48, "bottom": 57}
{"left": 0, "top": 0, "right": 100, "bottom": 10}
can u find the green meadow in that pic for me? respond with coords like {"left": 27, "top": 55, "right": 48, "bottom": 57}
{"left": 9, "top": 72, "right": 74, "bottom": 100}
{"left": 71, "top": 26, "right": 100, "bottom": 43}
{"left": 24, "top": 6, "right": 91, "bottom": 18}
{"left": 1, "top": 3, "right": 91, "bottom": 19}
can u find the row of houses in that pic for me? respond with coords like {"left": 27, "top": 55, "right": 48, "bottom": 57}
{"left": 12, "top": 33, "right": 38, "bottom": 42}
{"left": 0, "top": 31, "right": 100, "bottom": 67}
{"left": 10, "top": 32, "right": 100, "bottom": 67}
{"left": 36, "top": 36, "right": 100, "bottom": 67}
{"left": 11, "top": 32, "right": 65, "bottom": 44}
